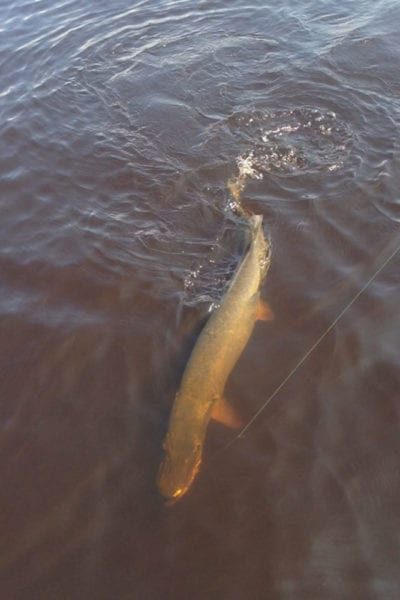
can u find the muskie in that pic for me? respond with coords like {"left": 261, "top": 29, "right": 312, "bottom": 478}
{"left": 157, "top": 215, "right": 272, "bottom": 501}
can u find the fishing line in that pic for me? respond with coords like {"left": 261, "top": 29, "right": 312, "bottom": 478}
{"left": 226, "top": 231, "right": 400, "bottom": 446}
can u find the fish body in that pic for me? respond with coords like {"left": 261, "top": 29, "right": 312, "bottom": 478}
{"left": 157, "top": 215, "right": 271, "bottom": 501}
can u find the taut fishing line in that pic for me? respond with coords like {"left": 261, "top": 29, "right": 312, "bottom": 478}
{"left": 220, "top": 231, "right": 400, "bottom": 452}
{"left": 218, "top": 164, "right": 400, "bottom": 453}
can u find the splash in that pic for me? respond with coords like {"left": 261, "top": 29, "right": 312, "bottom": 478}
{"left": 226, "top": 107, "right": 352, "bottom": 176}
{"left": 226, "top": 151, "right": 264, "bottom": 215}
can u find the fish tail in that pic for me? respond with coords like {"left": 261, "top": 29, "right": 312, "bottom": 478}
{"left": 227, "top": 174, "right": 252, "bottom": 218}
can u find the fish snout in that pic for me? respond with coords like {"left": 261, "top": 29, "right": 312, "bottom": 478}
{"left": 157, "top": 444, "right": 202, "bottom": 502}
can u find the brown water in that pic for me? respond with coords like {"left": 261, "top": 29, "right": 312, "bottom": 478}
{"left": 1, "top": 0, "right": 400, "bottom": 598}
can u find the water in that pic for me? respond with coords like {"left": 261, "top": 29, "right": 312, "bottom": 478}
{"left": 1, "top": 0, "right": 400, "bottom": 597}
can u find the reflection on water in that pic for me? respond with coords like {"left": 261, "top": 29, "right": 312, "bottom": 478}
{"left": 1, "top": 0, "right": 400, "bottom": 597}
{"left": 220, "top": 107, "right": 353, "bottom": 175}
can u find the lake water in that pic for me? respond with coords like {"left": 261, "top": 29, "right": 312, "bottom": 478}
{"left": 1, "top": 0, "right": 400, "bottom": 598}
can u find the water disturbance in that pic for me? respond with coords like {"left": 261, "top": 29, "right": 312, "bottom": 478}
{"left": 1, "top": 0, "right": 400, "bottom": 598}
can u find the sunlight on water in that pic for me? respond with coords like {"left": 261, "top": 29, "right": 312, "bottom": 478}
{"left": 230, "top": 108, "right": 353, "bottom": 177}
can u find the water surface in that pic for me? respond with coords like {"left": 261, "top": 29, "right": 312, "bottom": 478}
{"left": 1, "top": 0, "right": 400, "bottom": 598}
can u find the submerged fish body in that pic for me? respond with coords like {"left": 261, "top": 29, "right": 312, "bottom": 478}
{"left": 157, "top": 215, "right": 271, "bottom": 501}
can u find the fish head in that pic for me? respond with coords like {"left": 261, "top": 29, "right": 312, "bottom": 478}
{"left": 157, "top": 435, "right": 202, "bottom": 502}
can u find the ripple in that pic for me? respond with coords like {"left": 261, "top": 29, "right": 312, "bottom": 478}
{"left": 1, "top": 0, "right": 400, "bottom": 597}
{"left": 228, "top": 108, "right": 353, "bottom": 177}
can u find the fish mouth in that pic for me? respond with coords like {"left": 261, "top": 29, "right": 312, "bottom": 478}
{"left": 157, "top": 467, "right": 191, "bottom": 502}
{"left": 157, "top": 458, "right": 185, "bottom": 500}
{"left": 164, "top": 488, "right": 187, "bottom": 507}
{"left": 157, "top": 449, "right": 202, "bottom": 503}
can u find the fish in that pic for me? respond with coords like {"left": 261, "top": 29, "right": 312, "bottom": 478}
{"left": 157, "top": 214, "right": 272, "bottom": 501}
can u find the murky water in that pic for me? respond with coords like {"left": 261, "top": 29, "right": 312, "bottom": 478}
{"left": 1, "top": 0, "right": 400, "bottom": 597}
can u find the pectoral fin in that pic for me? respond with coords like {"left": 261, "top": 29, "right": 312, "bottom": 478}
{"left": 257, "top": 300, "right": 274, "bottom": 321}
{"left": 211, "top": 396, "right": 243, "bottom": 429}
